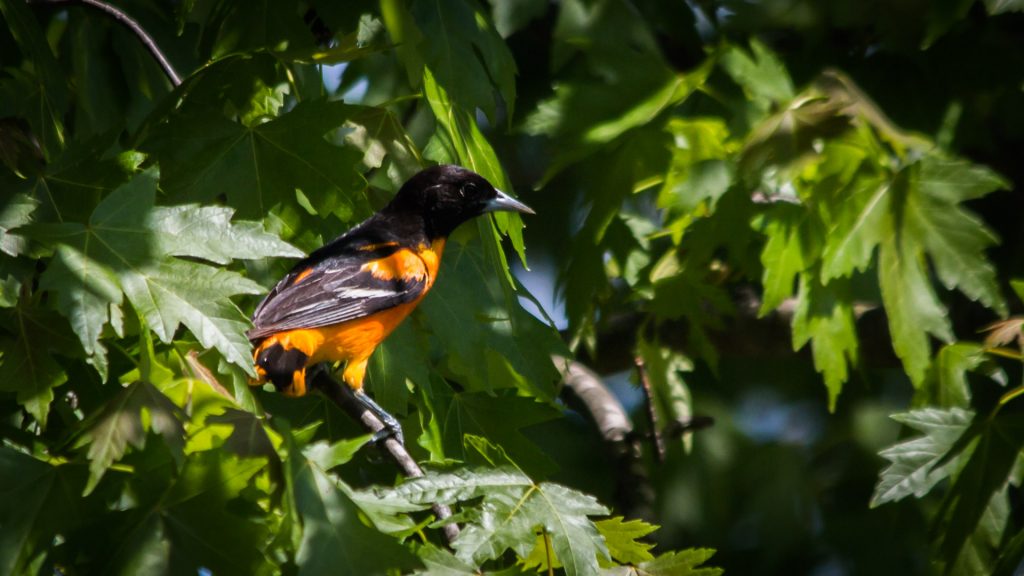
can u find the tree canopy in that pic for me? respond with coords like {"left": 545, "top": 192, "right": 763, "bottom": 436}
{"left": 1, "top": 0, "right": 1024, "bottom": 574}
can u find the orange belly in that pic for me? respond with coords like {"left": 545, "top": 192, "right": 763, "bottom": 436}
{"left": 264, "top": 300, "right": 418, "bottom": 367}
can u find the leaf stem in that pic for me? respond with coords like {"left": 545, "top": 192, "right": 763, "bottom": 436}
{"left": 542, "top": 526, "right": 554, "bottom": 576}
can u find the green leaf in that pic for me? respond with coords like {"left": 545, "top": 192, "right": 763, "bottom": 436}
{"left": 22, "top": 172, "right": 299, "bottom": 375}
{"left": 204, "top": 408, "right": 278, "bottom": 460}
{"left": 490, "top": 0, "right": 547, "bottom": 36}
{"left": 812, "top": 141, "right": 1006, "bottom": 387}
{"left": 164, "top": 452, "right": 270, "bottom": 573}
{"left": 432, "top": 388, "right": 561, "bottom": 477}
{"left": 757, "top": 205, "right": 808, "bottom": 315}
{"left": 412, "top": 0, "right": 516, "bottom": 121}
{"left": 906, "top": 157, "right": 1007, "bottom": 315}
{"left": 415, "top": 544, "right": 532, "bottom": 575}
{"left": 75, "top": 381, "right": 186, "bottom": 494}
{"left": 421, "top": 238, "right": 563, "bottom": 400}
{"left": 878, "top": 224, "right": 954, "bottom": 386}
{"left": 720, "top": 39, "right": 795, "bottom": 105}
{"left": 101, "top": 450, "right": 272, "bottom": 575}
{"left": 15, "top": 138, "right": 143, "bottom": 224}
{"left": 925, "top": 342, "right": 1002, "bottom": 408}
{"left": 636, "top": 338, "right": 694, "bottom": 451}
{"left": 610, "top": 548, "right": 722, "bottom": 576}
{"left": 595, "top": 517, "right": 659, "bottom": 565}
{"left": 422, "top": 68, "right": 528, "bottom": 268}
{"left": 0, "top": 304, "right": 80, "bottom": 427}
{"left": 344, "top": 104, "right": 424, "bottom": 186}
{"left": 525, "top": 56, "right": 709, "bottom": 181}
{"left": 937, "top": 408, "right": 1024, "bottom": 570}
{"left": 368, "top": 467, "right": 611, "bottom": 576}
{"left": 145, "top": 99, "right": 368, "bottom": 220}
{"left": 946, "top": 490, "right": 1009, "bottom": 576}
{"left": 791, "top": 274, "right": 858, "bottom": 410}
{"left": 415, "top": 544, "right": 480, "bottom": 575}
{"left": 818, "top": 144, "right": 892, "bottom": 281}
{"left": 870, "top": 407, "right": 973, "bottom": 507}
{"left": 193, "top": 0, "right": 315, "bottom": 58}
{"left": 984, "top": 0, "right": 1024, "bottom": 13}
{"left": 0, "top": 0, "right": 69, "bottom": 158}
{"left": 39, "top": 244, "right": 123, "bottom": 379}
{"left": 0, "top": 193, "right": 37, "bottom": 257}
{"left": 304, "top": 435, "right": 374, "bottom": 470}
{"left": 149, "top": 203, "right": 303, "bottom": 265}
{"left": 367, "top": 321, "right": 429, "bottom": 416}
{"left": 0, "top": 448, "right": 87, "bottom": 576}
{"left": 119, "top": 259, "right": 263, "bottom": 373}
{"left": 289, "top": 440, "right": 418, "bottom": 575}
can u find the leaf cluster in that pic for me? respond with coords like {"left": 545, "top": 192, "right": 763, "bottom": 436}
{"left": 0, "top": 0, "right": 719, "bottom": 573}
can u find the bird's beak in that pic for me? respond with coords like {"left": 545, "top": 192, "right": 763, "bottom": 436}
{"left": 484, "top": 189, "right": 535, "bottom": 215}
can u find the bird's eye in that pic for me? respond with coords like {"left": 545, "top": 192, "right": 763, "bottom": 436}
{"left": 460, "top": 183, "right": 478, "bottom": 198}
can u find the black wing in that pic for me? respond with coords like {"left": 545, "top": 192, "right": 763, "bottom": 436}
{"left": 247, "top": 241, "right": 427, "bottom": 341}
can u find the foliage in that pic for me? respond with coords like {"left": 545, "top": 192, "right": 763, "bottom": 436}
{"left": 2, "top": 0, "right": 1024, "bottom": 574}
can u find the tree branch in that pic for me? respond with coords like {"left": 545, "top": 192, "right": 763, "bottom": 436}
{"left": 311, "top": 371, "right": 461, "bottom": 546}
{"left": 632, "top": 355, "right": 666, "bottom": 463}
{"left": 28, "top": 0, "right": 182, "bottom": 86}
{"left": 556, "top": 357, "right": 654, "bottom": 521}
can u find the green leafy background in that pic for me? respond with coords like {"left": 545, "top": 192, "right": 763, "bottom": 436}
{"left": 2, "top": 0, "right": 1024, "bottom": 574}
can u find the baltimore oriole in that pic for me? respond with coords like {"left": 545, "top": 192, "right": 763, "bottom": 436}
{"left": 248, "top": 164, "right": 533, "bottom": 442}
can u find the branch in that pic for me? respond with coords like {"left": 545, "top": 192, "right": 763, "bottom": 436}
{"left": 311, "top": 371, "right": 461, "bottom": 546}
{"left": 28, "top": 0, "right": 182, "bottom": 86}
{"left": 556, "top": 357, "right": 654, "bottom": 521}
{"left": 632, "top": 355, "right": 666, "bottom": 463}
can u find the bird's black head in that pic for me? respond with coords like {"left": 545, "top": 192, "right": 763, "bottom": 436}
{"left": 384, "top": 165, "right": 534, "bottom": 239}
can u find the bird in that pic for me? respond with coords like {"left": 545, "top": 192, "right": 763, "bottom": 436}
{"left": 247, "top": 164, "right": 534, "bottom": 443}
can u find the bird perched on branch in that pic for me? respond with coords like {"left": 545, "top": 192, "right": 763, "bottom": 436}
{"left": 248, "top": 165, "right": 534, "bottom": 443}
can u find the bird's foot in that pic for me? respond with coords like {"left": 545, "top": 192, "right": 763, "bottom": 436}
{"left": 354, "top": 389, "right": 405, "bottom": 446}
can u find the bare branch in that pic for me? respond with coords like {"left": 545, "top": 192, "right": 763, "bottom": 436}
{"left": 557, "top": 356, "right": 632, "bottom": 442}
{"left": 633, "top": 355, "right": 666, "bottom": 463}
{"left": 28, "top": 0, "right": 182, "bottom": 86}
{"left": 556, "top": 357, "right": 654, "bottom": 520}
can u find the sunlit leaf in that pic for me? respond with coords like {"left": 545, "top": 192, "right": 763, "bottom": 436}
{"left": 366, "top": 466, "right": 610, "bottom": 576}
{"left": 791, "top": 274, "right": 858, "bottom": 410}
{"left": 871, "top": 407, "right": 973, "bottom": 507}
{"left": 596, "top": 517, "right": 659, "bottom": 565}
{"left": 75, "top": 380, "right": 185, "bottom": 494}
{"left": 0, "top": 193, "right": 36, "bottom": 257}
{"left": 22, "top": 172, "right": 300, "bottom": 375}
{"left": 421, "top": 68, "right": 527, "bottom": 267}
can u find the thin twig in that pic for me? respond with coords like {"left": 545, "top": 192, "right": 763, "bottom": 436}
{"left": 311, "top": 371, "right": 461, "bottom": 545}
{"left": 633, "top": 355, "right": 666, "bottom": 463}
{"left": 27, "top": 0, "right": 182, "bottom": 86}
